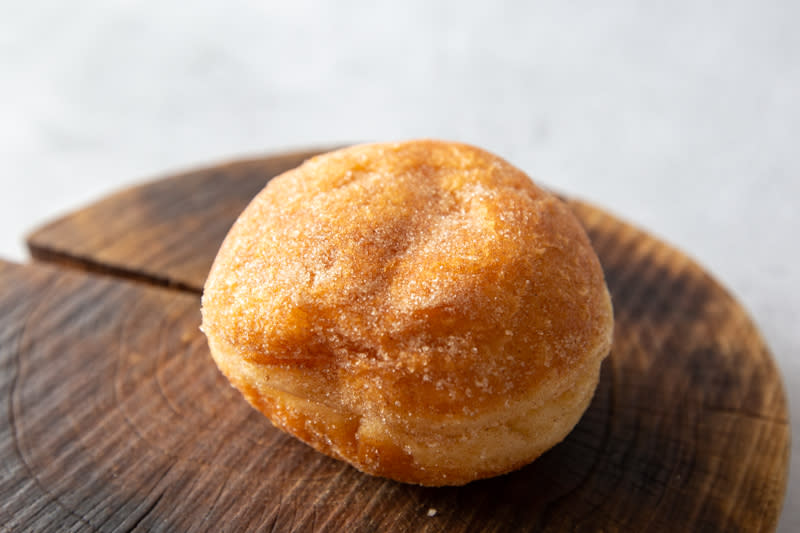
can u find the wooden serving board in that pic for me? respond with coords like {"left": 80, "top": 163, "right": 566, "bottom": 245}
{"left": 0, "top": 149, "right": 788, "bottom": 532}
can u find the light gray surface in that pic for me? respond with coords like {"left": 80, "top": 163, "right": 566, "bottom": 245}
{"left": 1, "top": 1, "right": 798, "bottom": 529}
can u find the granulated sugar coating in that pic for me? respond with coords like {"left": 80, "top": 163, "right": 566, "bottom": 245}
{"left": 201, "top": 140, "right": 614, "bottom": 486}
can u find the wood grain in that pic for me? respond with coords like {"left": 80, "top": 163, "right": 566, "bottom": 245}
{"left": 5, "top": 152, "right": 790, "bottom": 531}
{"left": 27, "top": 148, "right": 336, "bottom": 292}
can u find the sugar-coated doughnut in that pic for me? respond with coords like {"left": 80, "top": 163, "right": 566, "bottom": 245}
{"left": 201, "top": 140, "right": 613, "bottom": 486}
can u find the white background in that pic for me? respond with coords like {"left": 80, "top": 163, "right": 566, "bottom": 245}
{"left": 1, "top": 1, "right": 798, "bottom": 529}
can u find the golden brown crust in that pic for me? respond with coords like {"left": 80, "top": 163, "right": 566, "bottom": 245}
{"left": 201, "top": 140, "right": 613, "bottom": 486}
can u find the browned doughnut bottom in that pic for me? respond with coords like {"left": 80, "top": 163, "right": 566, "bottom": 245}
{"left": 201, "top": 140, "right": 613, "bottom": 486}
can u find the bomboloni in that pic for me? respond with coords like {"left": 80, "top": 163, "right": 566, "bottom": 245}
{"left": 201, "top": 140, "right": 613, "bottom": 486}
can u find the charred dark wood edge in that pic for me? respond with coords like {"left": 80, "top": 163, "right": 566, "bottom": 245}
{"left": 27, "top": 244, "right": 200, "bottom": 294}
